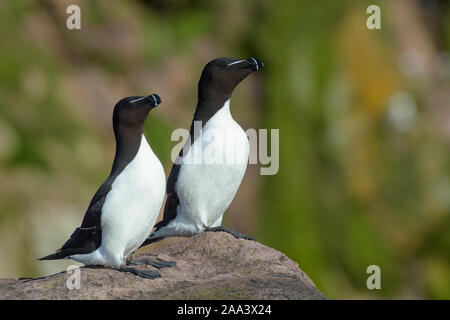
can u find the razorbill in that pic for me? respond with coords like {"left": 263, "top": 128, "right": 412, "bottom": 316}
{"left": 40, "top": 94, "right": 174, "bottom": 279}
{"left": 141, "top": 57, "right": 264, "bottom": 246}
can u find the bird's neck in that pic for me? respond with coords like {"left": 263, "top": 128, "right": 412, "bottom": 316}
{"left": 193, "top": 97, "right": 231, "bottom": 128}
{"left": 110, "top": 125, "right": 144, "bottom": 177}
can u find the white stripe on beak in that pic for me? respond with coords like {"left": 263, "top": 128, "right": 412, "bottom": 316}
{"left": 227, "top": 60, "right": 246, "bottom": 66}
{"left": 249, "top": 57, "right": 259, "bottom": 70}
{"left": 130, "top": 96, "right": 147, "bottom": 103}
{"left": 150, "top": 94, "right": 157, "bottom": 106}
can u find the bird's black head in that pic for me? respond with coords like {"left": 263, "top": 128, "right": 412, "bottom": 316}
{"left": 198, "top": 57, "right": 264, "bottom": 102}
{"left": 113, "top": 93, "right": 162, "bottom": 129}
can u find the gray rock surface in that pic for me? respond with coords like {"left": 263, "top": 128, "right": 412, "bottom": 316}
{"left": 0, "top": 232, "right": 326, "bottom": 299}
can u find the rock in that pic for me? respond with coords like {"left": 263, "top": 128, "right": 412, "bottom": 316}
{"left": 0, "top": 232, "right": 326, "bottom": 300}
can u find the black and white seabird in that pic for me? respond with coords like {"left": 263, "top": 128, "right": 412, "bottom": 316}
{"left": 40, "top": 94, "right": 174, "bottom": 279}
{"left": 141, "top": 57, "right": 264, "bottom": 246}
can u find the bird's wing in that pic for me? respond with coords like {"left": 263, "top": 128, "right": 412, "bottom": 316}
{"left": 39, "top": 184, "right": 110, "bottom": 260}
{"left": 60, "top": 183, "right": 110, "bottom": 251}
{"left": 154, "top": 119, "right": 202, "bottom": 231}
{"left": 153, "top": 164, "right": 181, "bottom": 230}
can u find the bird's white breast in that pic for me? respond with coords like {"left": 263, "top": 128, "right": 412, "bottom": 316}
{"left": 176, "top": 100, "right": 249, "bottom": 229}
{"left": 100, "top": 134, "right": 166, "bottom": 264}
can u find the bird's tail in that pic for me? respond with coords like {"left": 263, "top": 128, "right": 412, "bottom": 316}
{"left": 38, "top": 250, "right": 70, "bottom": 261}
{"left": 140, "top": 236, "right": 164, "bottom": 248}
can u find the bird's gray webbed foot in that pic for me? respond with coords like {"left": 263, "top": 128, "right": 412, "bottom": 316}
{"left": 120, "top": 266, "right": 161, "bottom": 279}
{"left": 128, "top": 257, "right": 176, "bottom": 269}
{"left": 205, "top": 226, "right": 255, "bottom": 240}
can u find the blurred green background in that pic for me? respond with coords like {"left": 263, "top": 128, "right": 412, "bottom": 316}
{"left": 0, "top": 0, "right": 449, "bottom": 299}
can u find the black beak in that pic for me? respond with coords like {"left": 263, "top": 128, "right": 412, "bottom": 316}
{"left": 246, "top": 57, "right": 264, "bottom": 71}
{"left": 226, "top": 57, "right": 264, "bottom": 72}
{"left": 130, "top": 93, "right": 162, "bottom": 107}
